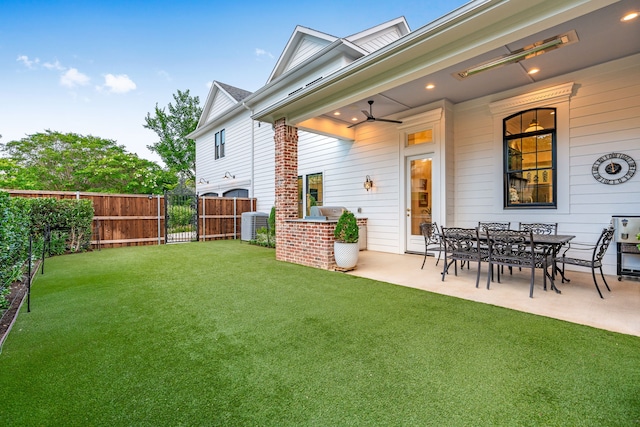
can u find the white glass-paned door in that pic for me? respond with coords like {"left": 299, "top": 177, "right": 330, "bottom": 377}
{"left": 406, "top": 155, "right": 433, "bottom": 253}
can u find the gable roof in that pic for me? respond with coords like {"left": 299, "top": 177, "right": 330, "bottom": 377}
{"left": 216, "top": 81, "right": 252, "bottom": 102}
{"left": 267, "top": 26, "right": 338, "bottom": 83}
{"left": 197, "top": 80, "right": 253, "bottom": 128}
{"left": 345, "top": 17, "right": 410, "bottom": 53}
{"left": 266, "top": 18, "right": 411, "bottom": 84}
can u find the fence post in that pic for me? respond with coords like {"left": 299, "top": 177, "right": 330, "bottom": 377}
{"left": 157, "top": 194, "right": 162, "bottom": 245}
{"left": 28, "top": 235, "right": 32, "bottom": 313}
{"left": 202, "top": 197, "right": 206, "bottom": 241}
{"left": 233, "top": 198, "right": 237, "bottom": 239}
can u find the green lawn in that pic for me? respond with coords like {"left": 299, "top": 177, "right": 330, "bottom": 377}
{"left": 1, "top": 241, "right": 639, "bottom": 426}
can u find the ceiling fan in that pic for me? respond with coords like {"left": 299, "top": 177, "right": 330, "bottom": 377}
{"left": 347, "top": 100, "right": 403, "bottom": 128}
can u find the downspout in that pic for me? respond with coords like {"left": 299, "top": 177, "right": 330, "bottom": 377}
{"left": 242, "top": 101, "right": 255, "bottom": 212}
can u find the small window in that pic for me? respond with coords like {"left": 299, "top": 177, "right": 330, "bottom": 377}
{"left": 223, "top": 188, "right": 248, "bottom": 198}
{"left": 215, "top": 129, "right": 225, "bottom": 160}
{"left": 407, "top": 129, "right": 433, "bottom": 146}
{"left": 504, "top": 108, "right": 556, "bottom": 208}
{"left": 297, "top": 172, "right": 323, "bottom": 218}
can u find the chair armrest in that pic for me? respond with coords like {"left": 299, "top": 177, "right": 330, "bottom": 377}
{"left": 557, "top": 241, "right": 595, "bottom": 258}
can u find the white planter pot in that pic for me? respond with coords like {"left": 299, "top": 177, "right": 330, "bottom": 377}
{"left": 334, "top": 241, "right": 359, "bottom": 269}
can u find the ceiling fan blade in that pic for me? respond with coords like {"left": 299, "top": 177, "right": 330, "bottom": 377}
{"left": 347, "top": 120, "right": 366, "bottom": 128}
{"left": 375, "top": 118, "right": 403, "bottom": 124}
{"left": 361, "top": 109, "right": 373, "bottom": 119}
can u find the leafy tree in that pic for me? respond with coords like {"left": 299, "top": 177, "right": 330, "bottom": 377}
{"left": 0, "top": 130, "right": 177, "bottom": 194}
{"left": 0, "top": 157, "right": 34, "bottom": 189}
{"left": 144, "top": 89, "right": 202, "bottom": 181}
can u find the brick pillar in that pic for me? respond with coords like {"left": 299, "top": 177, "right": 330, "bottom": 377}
{"left": 274, "top": 118, "right": 298, "bottom": 261}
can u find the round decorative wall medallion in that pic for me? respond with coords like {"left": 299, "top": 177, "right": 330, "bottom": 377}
{"left": 592, "top": 152, "right": 636, "bottom": 185}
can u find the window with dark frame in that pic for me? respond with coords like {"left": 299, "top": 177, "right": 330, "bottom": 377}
{"left": 504, "top": 108, "right": 556, "bottom": 208}
{"left": 215, "top": 129, "right": 225, "bottom": 160}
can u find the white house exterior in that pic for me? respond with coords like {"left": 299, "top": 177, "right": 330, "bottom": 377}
{"left": 191, "top": 0, "right": 640, "bottom": 275}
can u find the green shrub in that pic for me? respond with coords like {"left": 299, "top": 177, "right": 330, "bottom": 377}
{"left": 167, "top": 205, "right": 195, "bottom": 230}
{"left": 0, "top": 192, "right": 30, "bottom": 309}
{"left": 252, "top": 227, "right": 275, "bottom": 248}
{"left": 29, "top": 198, "right": 94, "bottom": 253}
{"left": 250, "top": 207, "right": 276, "bottom": 248}
{"left": 334, "top": 210, "right": 359, "bottom": 243}
{"left": 268, "top": 206, "right": 276, "bottom": 234}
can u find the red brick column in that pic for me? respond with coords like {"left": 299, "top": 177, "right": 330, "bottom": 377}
{"left": 274, "top": 118, "right": 298, "bottom": 262}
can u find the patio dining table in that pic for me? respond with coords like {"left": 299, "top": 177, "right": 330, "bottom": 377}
{"left": 474, "top": 231, "right": 575, "bottom": 293}
{"left": 527, "top": 234, "right": 576, "bottom": 292}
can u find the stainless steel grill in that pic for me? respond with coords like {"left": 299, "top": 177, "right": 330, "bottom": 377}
{"left": 612, "top": 215, "right": 640, "bottom": 280}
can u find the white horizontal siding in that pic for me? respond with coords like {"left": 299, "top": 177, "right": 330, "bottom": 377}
{"left": 285, "top": 37, "right": 330, "bottom": 73}
{"left": 299, "top": 123, "right": 402, "bottom": 253}
{"left": 206, "top": 90, "right": 235, "bottom": 123}
{"left": 195, "top": 112, "right": 253, "bottom": 197}
{"left": 354, "top": 28, "right": 402, "bottom": 53}
{"left": 252, "top": 124, "right": 275, "bottom": 212}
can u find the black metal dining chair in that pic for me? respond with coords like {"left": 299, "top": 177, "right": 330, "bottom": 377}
{"left": 478, "top": 221, "right": 511, "bottom": 232}
{"left": 478, "top": 222, "right": 512, "bottom": 274}
{"left": 420, "top": 222, "right": 445, "bottom": 269}
{"left": 440, "top": 227, "right": 485, "bottom": 287}
{"left": 519, "top": 222, "right": 558, "bottom": 235}
{"left": 485, "top": 229, "right": 551, "bottom": 298}
{"left": 517, "top": 223, "right": 559, "bottom": 273}
{"left": 554, "top": 226, "right": 615, "bottom": 298}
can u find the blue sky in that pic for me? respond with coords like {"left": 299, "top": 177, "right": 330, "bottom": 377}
{"left": 1, "top": 0, "right": 468, "bottom": 164}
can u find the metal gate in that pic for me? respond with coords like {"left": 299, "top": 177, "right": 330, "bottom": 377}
{"left": 164, "top": 188, "right": 199, "bottom": 243}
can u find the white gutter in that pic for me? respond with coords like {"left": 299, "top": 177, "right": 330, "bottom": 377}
{"left": 242, "top": 101, "right": 255, "bottom": 203}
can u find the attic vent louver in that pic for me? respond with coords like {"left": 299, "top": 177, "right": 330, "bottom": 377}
{"left": 288, "top": 76, "right": 324, "bottom": 96}
{"left": 288, "top": 87, "right": 304, "bottom": 96}
{"left": 306, "top": 76, "right": 323, "bottom": 87}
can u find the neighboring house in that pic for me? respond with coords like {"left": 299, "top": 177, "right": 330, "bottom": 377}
{"left": 190, "top": 0, "right": 640, "bottom": 275}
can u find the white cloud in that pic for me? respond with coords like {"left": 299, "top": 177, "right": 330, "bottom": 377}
{"left": 17, "top": 55, "right": 40, "bottom": 68}
{"left": 60, "top": 68, "right": 91, "bottom": 87}
{"left": 102, "top": 73, "right": 136, "bottom": 94}
{"left": 43, "top": 60, "right": 65, "bottom": 71}
{"left": 255, "top": 48, "right": 274, "bottom": 59}
{"left": 157, "top": 70, "right": 172, "bottom": 81}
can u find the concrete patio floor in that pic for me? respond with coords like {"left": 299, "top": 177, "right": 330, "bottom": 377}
{"left": 347, "top": 251, "right": 640, "bottom": 337}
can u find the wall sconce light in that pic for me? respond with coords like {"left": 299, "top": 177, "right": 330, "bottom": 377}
{"left": 223, "top": 171, "right": 235, "bottom": 179}
{"left": 364, "top": 175, "right": 373, "bottom": 191}
{"left": 198, "top": 178, "right": 209, "bottom": 184}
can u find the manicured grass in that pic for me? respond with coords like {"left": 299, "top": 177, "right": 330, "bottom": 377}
{"left": 1, "top": 241, "right": 639, "bottom": 426}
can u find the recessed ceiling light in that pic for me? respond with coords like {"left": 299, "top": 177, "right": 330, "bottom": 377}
{"left": 333, "top": 111, "right": 341, "bottom": 116}
{"left": 425, "top": 84, "right": 435, "bottom": 90}
{"left": 528, "top": 68, "right": 540, "bottom": 75}
{"left": 351, "top": 117, "right": 358, "bottom": 122}
{"left": 621, "top": 11, "right": 638, "bottom": 21}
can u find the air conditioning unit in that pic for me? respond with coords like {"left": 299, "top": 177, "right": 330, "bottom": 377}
{"left": 241, "top": 212, "right": 269, "bottom": 241}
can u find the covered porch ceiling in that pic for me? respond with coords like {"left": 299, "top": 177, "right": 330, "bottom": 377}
{"left": 254, "top": 0, "right": 640, "bottom": 139}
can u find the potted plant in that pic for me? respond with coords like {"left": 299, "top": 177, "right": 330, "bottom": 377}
{"left": 333, "top": 210, "right": 359, "bottom": 269}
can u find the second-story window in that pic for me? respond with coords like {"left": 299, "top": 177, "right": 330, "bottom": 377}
{"left": 215, "top": 129, "right": 225, "bottom": 160}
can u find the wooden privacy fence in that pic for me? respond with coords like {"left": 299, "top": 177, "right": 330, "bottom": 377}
{"left": 6, "top": 190, "right": 257, "bottom": 249}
